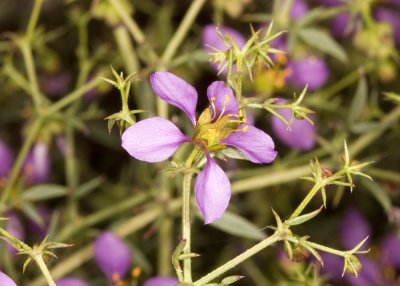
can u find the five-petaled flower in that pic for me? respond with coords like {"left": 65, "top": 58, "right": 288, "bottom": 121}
{"left": 121, "top": 71, "right": 277, "bottom": 224}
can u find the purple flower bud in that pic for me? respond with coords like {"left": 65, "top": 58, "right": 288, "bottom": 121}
{"left": 0, "top": 271, "right": 17, "bottom": 286}
{"left": 23, "top": 142, "right": 51, "bottom": 184}
{"left": 94, "top": 231, "right": 132, "bottom": 280}
{"left": 5, "top": 212, "right": 25, "bottom": 256}
{"left": 0, "top": 139, "right": 13, "bottom": 178}
{"left": 143, "top": 276, "right": 179, "bottom": 286}
{"left": 288, "top": 0, "right": 309, "bottom": 20}
{"left": 39, "top": 72, "right": 71, "bottom": 98}
{"left": 202, "top": 24, "right": 246, "bottom": 75}
{"left": 56, "top": 277, "right": 89, "bottom": 286}
{"left": 339, "top": 208, "right": 371, "bottom": 250}
{"left": 271, "top": 99, "right": 316, "bottom": 150}
{"left": 374, "top": 8, "right": 400, "bottom": 45}
{"left": 330, "top": 12, "right": 358, "bottom": 38}
{"left": 286, "top": 56, "right": 330, "bottom": 91}
{"left": 380, "top": 234, "right": 400, "bottom": 268}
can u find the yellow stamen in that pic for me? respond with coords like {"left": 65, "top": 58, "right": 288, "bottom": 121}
{"left": 131, "top": 267, "right": 141, "bottom": 278}
{"left": 210, "top": 97, "right": 217, "bottom": 121}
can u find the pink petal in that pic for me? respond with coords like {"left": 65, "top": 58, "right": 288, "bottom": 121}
{"left": 195, "top": 157, "right": 231, "bottom": 224}
{"left": 0, "top": 271, "right": 16, "bottom": 286}
{"left": 121, "top": 117, "right": 189, "bottom": 163}
{"left": 150, "top": 72, "right": 198, "bottom": 125}
{"left": 207, "top": 81, "right": 239, "bottom": 118}
{"left": 221, "top": 125, "right": 277, "bottom": 164}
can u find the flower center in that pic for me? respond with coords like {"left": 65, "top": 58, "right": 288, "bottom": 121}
{"left": 193, "top": 95, "right": 247, "bottom": 150}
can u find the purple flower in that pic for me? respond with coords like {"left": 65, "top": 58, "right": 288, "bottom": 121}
{"left": 330, "top": 12, "right": 357, "bottom": 39}
{"left": 0, "top": 271, "right": 16, "bottom": 286}
{"left": 94, "top": 231, "right": 131, "bottom": 281}
{"left": 346, "top": 257, "right": 383, "bottom": 286}
{"left": 339, "top": 208, "right": 371, "bottom": 250}
{"left": 39, "top": 72, "right": 71, "bottom": 98}
{"left": 122, "top": 72, "right": 277, "bottom": 223}
{"left": 318, "top": 252, "right": 343, "bottom": 282}
{"left": 23, "top": 142, "right": 51, "bottom": 184}
{"left": 5, "top": 212, "right": 25, "bottom": 256}
{"left": 279, "top": 0, "right": 308, "bottom": 20}
{"left": 286, "top": 56, "right": 330, "bottom": 91}
{"left": 27, "top": 206, "right": 51, "bottom": 240}
{"left": 374, "top": 8, "right": 400, "bottom": 45}
{"left": 316, "top": 0, "right": 342, "bottom": 7}
{"left": 202, "top": 24, "right": 246, "bottom": 75}
{"left": 56, "top": 277, "right": 89, "bottom": 286}
{"left": 270, "top": 99, "right": 316, "bottom": 150}
{"left": 0, "top": 139, "right": 13, "bottom": 178}
{"left": 380, "top": 234, "right": 400, "bottom": 268}
{"left": 143, "top": 276, "right": 179, "bottom": 286}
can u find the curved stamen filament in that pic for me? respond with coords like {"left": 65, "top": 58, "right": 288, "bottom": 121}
{"left": 216, "top": 95, "right": 230, "bottom": 121}
{"left": 232, "top": 125, "right": 249, "bottom": 133}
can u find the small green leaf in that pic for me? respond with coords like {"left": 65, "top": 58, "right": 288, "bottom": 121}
{"left": 221, "top": 275, "right": 244, "bottom": 284}
{"left": 348, "top": 75, "right": 367, "bottom": 123}
{"left": 22, "top": 184, "right": 68, "bottom": 201}
{"left": 298, "top": 28, "right": 348, "bottom": 62}
{"left": 287, "top": 206, "right": 323, "bottom": 226}
{"left": 208, "top": 211, "right": 266, "bottom": 241}
{"left": 76, "top": 176, "right": 105, "bottom": 198}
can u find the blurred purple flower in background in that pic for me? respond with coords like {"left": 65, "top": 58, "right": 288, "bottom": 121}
{"left": 94, "top": 231, "right": 131, "bottom": 281}
{"left": 23, "top": 142, "right": 51, "bottom": 184}
{"left": 27, "top": 206, "right": 51, "bottom": 240}
{"left": 202, "top": 24, "right": 246, "bottom": 74}
{"left": 143, "top": 276, "right": 179, "bottom": 286}
{"left": 286, "top": 56, "right": 330, "bottom": 91}
{"left": 380, "top": 234, "right": 400, "bottom": 268}
{"left": 0, "top": 139, "right": 13, "bottom": 178}
{"left": 279, "top": 0, "right": 309, "bottom": 20}
{"left": 122, "top": 72, "right": 277, "bottom": 223}
{"left": 271, "top": 99, "right": 316, "bottom": 150}
{"left": 5, "top": 212, "right": 25, "bottom": 256}
{"left": 374, "top": 8, "right": 400, "bottom": 45}
{"left": 0, "top": 271, "right": 16, "bottom": 286}
{"left": 39, "top": 72, "right": 71, "bottom": 98}
{"left": 56, "top": 277, "right": 89, "bottom": 286}
{"left": 339, "top": 208, "right": 371, "bottom": 250}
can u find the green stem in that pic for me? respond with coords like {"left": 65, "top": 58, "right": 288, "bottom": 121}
{"left": 0, "top": 119, "right": 43, "bottom": 212}
{"left": 181, "top": 148, "right": 200, "bottom": 283}
{"left": 289, "top": 183, "right": 320, "bottom": 219}
{"left": 286, "top": 236, "right": 346, "bottom": 257}
{"left": 0, "top": 227, "right": 31, "bottom": 251}
{"left": 55, "top": 193, "right": 149, "bottom": 241}
{"left": 193, "top": 234, "right": 280, "bottom": 286}
{"left": 26, "top": 0, "right": 44, "bottom": 41}
{"left": 34, "top": 255, "right": 56, "bottom": 286}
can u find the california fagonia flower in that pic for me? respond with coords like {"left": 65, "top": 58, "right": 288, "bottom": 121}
{"left": 121, "top": 71, "right": 277, "bottom": 224}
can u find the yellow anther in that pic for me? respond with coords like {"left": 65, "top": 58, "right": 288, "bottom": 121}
{"left": 211, "top": 97, "right": 216, "bottom": 101}
{"left": 242, "top": 125, "right": 249, "bottom": 132}
{"left": 112, "top": 272, "right": 122, "bottom": 283}
{"left": 131, "top": 267, "right": 141, "bottom": 278}
{"left": 225, "top": 95, "right": 230, "bottom": 102}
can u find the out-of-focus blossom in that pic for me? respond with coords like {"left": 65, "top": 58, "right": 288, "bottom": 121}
{"left": 122, "top": 72, "right": 277, "bottom": 223}
{"left": 374, "top": 8, "right": 400, "bottom": 45}
{"left": 330, "top": 12, "right": 357, "bottom": 38}
{"left": 5, "top": 212, "right": 25, "bottom": 256}
{"left": 0, "top": 271, "right": 17, "bottom": 286}
{"left": 0, "top": 139, "right": 13, "bottom": 178}
{"left": 316, "top": 0, "right": 342, "bottom": 7}
{"left": 39, "top": 72, "right": 71, "bottom": 98}
{"left": 143, "top": 276, "right": 179, "bottom": 286}
{"left": 23, "top": 142, "right": 51, "bottom": 184}
{"left": 380, "top": 234, "right": 400, "bottom": 268}
{"left": 201, "top": 24, "right": 246, "bottom": 75}
{"left": 56, "top": 277, "right": 89, "bottom": 286}
{"left": 279, "top": 0, "right": 308, "bottom": 20}
{"left": 388, "top": 0, "right": 400, "bottom": 6}
{"left": 339, "top": 208, "right": 371, "bottom": 250}
{"left": 286, "top": 56, "right": 330, "bottom": 91}
{"left": 271, "top": 99, "right": 316, "bottom": 150}
{"left": 318, "top": 252, "right": 342, "bottom": 282}
{"left": 94, "top": 231, "right": 132, "bottom": 281}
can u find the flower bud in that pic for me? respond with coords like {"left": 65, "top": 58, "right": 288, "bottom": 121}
{"left": 143, "top": 276, "right": 179, "bottom": 286}
{"left": 56, "top": 277, "right": 88, "bottom": 286}
{"left": 23, "top": 142, "right": 51, "bottom": 184}
{"left": 94, "top": 231, "right": 132, "bottom": 281}
{"left": 344, "top": 255, "right": 362, "bottom": 276}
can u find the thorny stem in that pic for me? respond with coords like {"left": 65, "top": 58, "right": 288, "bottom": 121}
{"left": 34, "top": 255, "right": 56, "bottom": 286}
{"left": 181, "top": 147, "right": 202, "bottom": 283}
{"left": 193, "top": 233, "right": 280, "bottom": 286}
{"left": 289, "top": 183, "right": 321, "bottom": 219}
